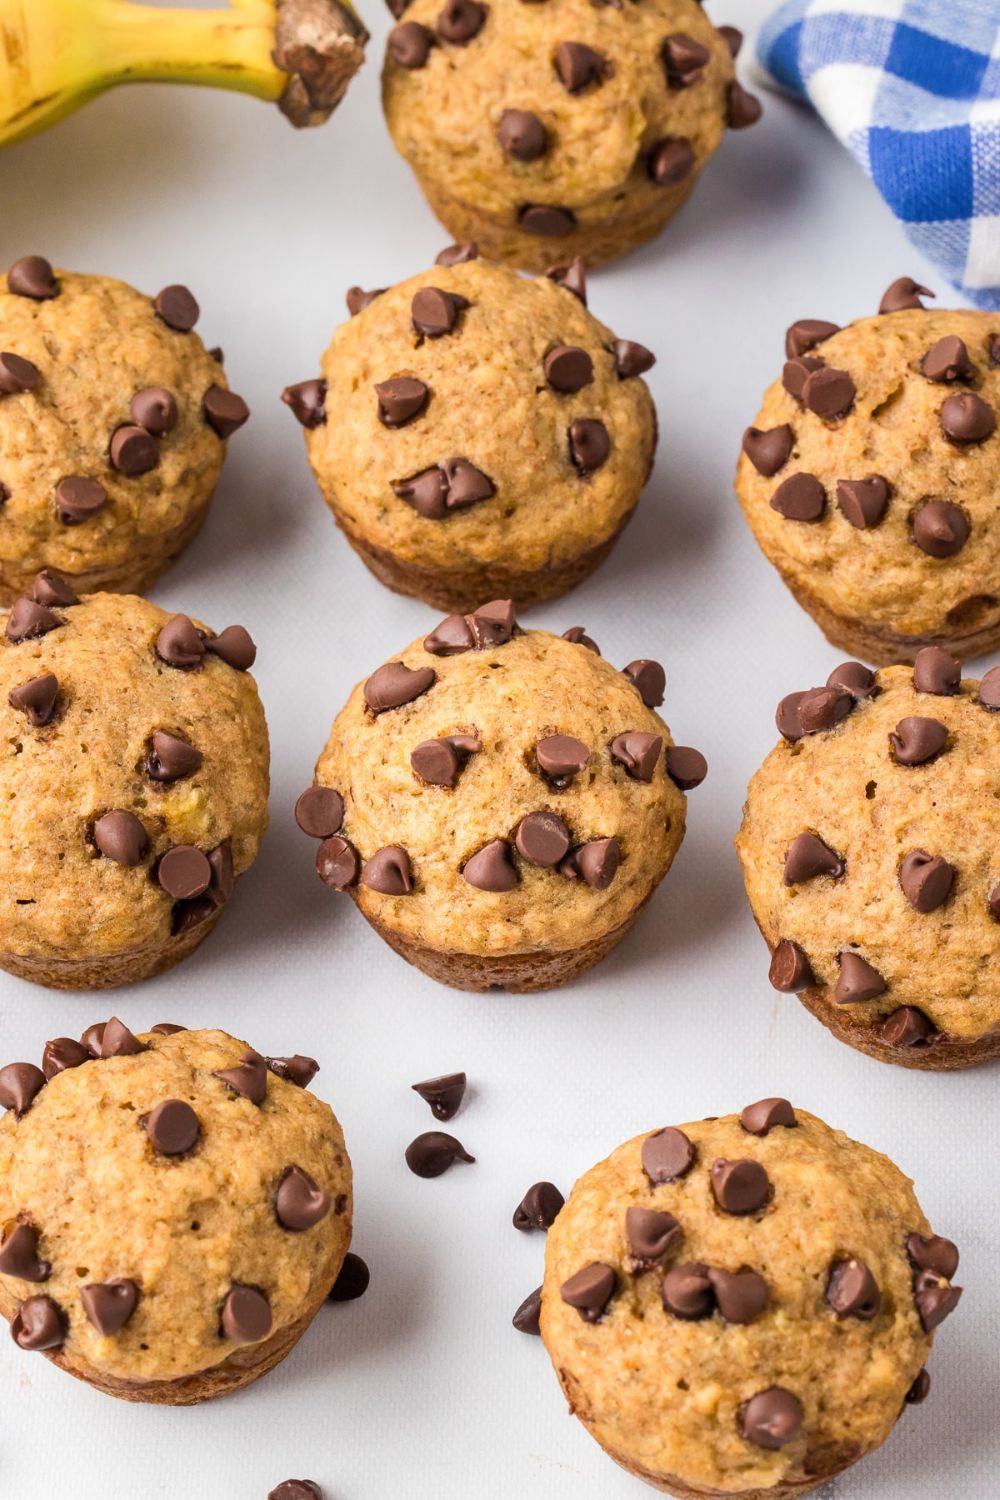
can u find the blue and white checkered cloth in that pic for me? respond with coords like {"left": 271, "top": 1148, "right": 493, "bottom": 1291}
{"left": 757, "top": 1, "right": 1000, "bottom": 309}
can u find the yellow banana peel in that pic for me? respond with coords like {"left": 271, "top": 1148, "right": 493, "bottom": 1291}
{"left": 0, "top": 0, "right": 368, "bottom": 149}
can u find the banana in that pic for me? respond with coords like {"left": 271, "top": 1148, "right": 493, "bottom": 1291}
{"left": 0, "top": 0, "right": 368, "bottom": 149}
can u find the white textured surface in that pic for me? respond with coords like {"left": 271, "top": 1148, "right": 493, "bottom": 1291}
{"left": 0, "top": 2, "right": 995, "bottom": 1496}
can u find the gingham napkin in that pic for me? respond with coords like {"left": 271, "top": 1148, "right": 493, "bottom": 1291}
{"left": 757, "top": 1, "right": 1000, "bottom": 309}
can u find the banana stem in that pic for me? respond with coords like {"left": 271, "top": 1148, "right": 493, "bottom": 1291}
{"left": 92, "top": 0, "right": 283, "bottom": 102}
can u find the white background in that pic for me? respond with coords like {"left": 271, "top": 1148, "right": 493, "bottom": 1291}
{"left": 0, "top": 2, "right": 995, "bottom": 1496}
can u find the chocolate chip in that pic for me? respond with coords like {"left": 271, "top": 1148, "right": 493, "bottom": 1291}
{"left": 718, "top": 24, "right": 742, "bottom": 56}
{"left": 412, "top": 1071, "right": 466, "bottom": 1120}
{"left": 813, "top": 675, "right": 864, "bottom": 720}
{"left": 663, "top": 1263, "right": 712, "bottom": 1319}
{"left": 154, "top": 285, "right": 199, "bottom": 332}
{"left": 435, "top": 241, "right": 478, "bottom": 267}
{"left": 515, "top": 812, "right": 570, "bottom": 866}
{"left": 574, "top": 836, "right": 620, "bottom": 888}
{"left": 376, "top": 376, "right": 429, "bottom": 427}
{"left": 709, "top": 1268, "right": 769, "bottom": 1324}
{"left": 0, "top": 1224, "right": 50, "bottom": 1281}
{"left": 662, "top": 32, "right": 709, "bottom": 87}
{"left": 81, "top": 1279, "right": 138, "bottom": 1336}
{"left": 145, "top": 1098, "right": 200, "bottom": 1155}
{"left": 155, "top": 614, "right": 205, "bottom": 669}
{"left": 979, "top": 665, "right": 1000, "bottom": 709}
{"left": 768, "top": 940, "right": 813, "bottom": 991}
{"left": 393, "top": 459, "right": 495, "bottom": 518}
{"left": 642, "top": 1126, "right": 695, "bottom": 1183}
{"left": 361, "top": 845, "right": 413, "bottom": 894}
{"left": 740, "top": 1097, "right": 796, "bottom": 1135}
{"left": 8, "top": 673, "right": 58, "bottom": 726}
{"left": 740, "top": 1388, "right": 803, "bottom": 1449}
{"left": 158, "top": 846, "right": 211, "bottom": 899}
{"left": 907, "top": 1232, "right": 959, "bottom": 1280}
{"left": 610, "top": 731, "right": 662, "bottom": 783}
{"left": 519, "top": 204, "right": 576, "bottom": 237}
{"left": 130, "top": 386, "right": 178, "bottom": 436}
{"left": 146, "top": 730, "right": 203, "bottom": 783}
{"left": 411, "top": 286, "right": 468, "bottom": 338}
{"left": 911, "top": 499, "right": 969, "bottom": 558}
{"left": 625, "top": 1207, "right": 681, "bottom": 1267}
{"left": 666, "top": 746, "right": 707, "bottom": 790}
{"left": 906, "top": 1369, "right": 931, "bottom": 1404}
{"left": 880, "top": 278, "right": 934, "bottom": 314}
{"left": 512, "top": 1286, "right": 543, "bottom": 1335}
{"left": 266, "top": 1055, "right": 319, "bottom": 1088}
{"left": 7, "top": 255, "right": 58, "bottom": 300}
{"left": 329, "top": 1252, "right": 370, "bottom": 1302}
{"left": 80, "top": 1023, "right": 106, "bottom": 1058}
{"left": 41, "top": 1036, "right": 90, "bottom": 1078}
{"left": 890, "top": 716, "right": 948, "bottom": 766}
{"left": 11, "top": 1296, "right": 66, "bottom": 1351}
{"left": 783, "top": 831, "right": 844, "bottom": 884}
{"left": 559, "top": 1262, "right": 616, "bottom": 1322}
{"left": 782, "top": 354, "right": 823, "bottom": 402}
{"left": 93, "top": 811, "right": 149, "bottom": 867}
{"left": 316, "top": 836, "right": 359, "bottom": 890}
{"left": 827, "top": 1258, "right": 880, "bottom": 1319}
{"left": 568, "top": 418, "right": 610, "bottom": 474}
{"left": 203, "top": 386, "right": 250, "bottom": 438}
{"left": 411, "top": 734, "right": 482, "bottom": 787}
{"left": 878, "top": 1006, "right": 937, "bottom": 1049}
{"left": 914, "top": 1270, "right": 962, "bottom": 1332}
{"left": 544, "top": 256, "right": 586, "bottom": 302}
{"left": 837, "top": 474, "right": 890, "bottom": 528}
{"left": 835, "top": 952, "right": 886, "bottom": 1003}
{"left": 785, "top": 319, "right": 840, "bottom": 358}
{"left": 55, "top": 475, "right": 107, "bottom": 523}
{"left": 770, "top": 472, "right": 825, "bottom": 522}
{"left": 623, "top": 659, "right": 665, "bottom": 707}
{"left": 405, "top": 1130, "right": 475, "bottom": 1177}
{"left": 536, "top": 734, "right": 590, "bottom": 782}
{"left": 990, "top": 333, "right": 1000, "bottom": 367}
{"left": 899, "top": 848, "right": 955, "bottom": 913}
{"left": 544, "top": 345, "right": 594, "bottom": 394}
{"left": 281, "top": 379, "right": 327, "bottom": 429}
{"left": 388, "top": 17, "right": 434, "bottom": 64}
{"left": 276, "top": 1165, "right": 330, "bottom": 1230}
{"left": 940, "top": 390, "right": 995, "bottom": 444}
{"left": 727, "top": 81, "right": 762, "bottom": 127}
{"left": 710, "top": 1159, "right": 771, "bottom": 1215}
{"left": 742, "top": 424, "right": 794, "bottom": 477}
{"left": 469, "top": 598, "right": 517, "bottom": 647}
{"left": 346, "top": 286, "right": 385, "bottom": 316}
{"left": 913, "top": 646, "right": 961, "bottom": 696}
{"left": 648, "top": 138, "right": 696, "bottom": 185}
{"left": 921, "top": 335, "right": 974, "bottom": 383}
{"left": 463, "top": 838, "right": 518, "bottom": 891}
{"left": 436, "top": 0, "right": 485, "bottom": 41}
{"left": 206, "top": 624, "right": 256, "bottom": 670}
{"left": 0, "top": 1062, "right": 45, "bottom": 1116}
{"left": 555, "top": 40, "right": 606, "bottom": 92}
{"left": 214, "top": 1051, "right": 267, "bottom": 1105}
{"left": 31, "top": 570, "right": 77, "bottom": 607}
{"left": 222, "top": 1284, "right": 272, "bottom": 1343}
{"left": 0, "top": 352, "right": 41, "bottom": 394}
{"left": 295, "top": 786, "right": 344, "bottom": 838}
{"left": 365, "top": 662, "right": 436, "bottom": 712}
{"left": 513, "top": 1181, "right": 564, "bottom": 1232}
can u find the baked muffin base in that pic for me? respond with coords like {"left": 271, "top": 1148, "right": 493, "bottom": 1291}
{"left": 0, "top": 906, "right": 223, "bottom": 991}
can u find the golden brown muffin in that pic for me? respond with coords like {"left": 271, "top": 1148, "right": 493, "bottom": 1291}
{"left": 736, "top": 277, "right": 1000, "bottom": 664}
{"left": 381, "top": 0, "right": 759, "bottom": 270}
{"left": 0, "top": 1025, "right": 351, "bottom": 1404}
{"left": 282, "top": 251, "right": 657, "bottom": 611}
{"left": 540, "top": 1103, "right": 960, "bottom": 1498}
{"left": 0, "top": 589, "right": 268, "bottom": 989}
{"left": 0, "top": 257, "right": 249, "bottom": 603}
{"left": 295, "top": 600, "right": 706, "bottom": 990}
{"left": 736, "top": 651, "right": 1000, "bottom": 1068}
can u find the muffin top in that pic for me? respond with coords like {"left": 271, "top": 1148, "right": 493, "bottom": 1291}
{"left": 541, "top": 1105, "right": 959, "bottom": 1495}
{"left": 0, "top": 259, "right": 247, "bottom": 588}
{"left": 737, "top": 655, "right": 1000, "bottom": 1054}
{"left": 0, "top": 1026, "right": 350, "bottom": 1385}
{"left": 736, "top": 284, "right": 1000, "bottom": 642}
{"left": 299, "top": 601, "right": 703, "bottom": 959}
{"left": 287, "top": 252, "right": 656, "bottom": 575}
{"left": 382, "top": 0, "right": 742, "bottom": 227}
{"left": 0, "top": 590, "right": 268, "bottom": 962}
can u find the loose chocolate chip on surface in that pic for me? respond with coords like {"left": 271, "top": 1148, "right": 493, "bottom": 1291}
{"left": 907, "top": 1369, "right": 931, "bottom": 1404}
{"left": 388, "top": 18, "right": 434, "bottom": 65}
{"left": 497, "top": 107, "right": 548, "bottom": 159}
{"left": 913, "top": 646, "right": 961, "bottom": 695}
{"left": 8, "top": 673, "right": 58, "bottom": 726}
{"left": 0, "top": 1062, "right": 46, "bottom": 1116}
{"left": 412, "top": 286, "right": 468, "bottom": 338}
{"left": 796, "top": 686, "right": 855, "bottom": 736}
{"left": 610, "top": 731, "right": 662, "bottom": 783}
{"left": 741, "top": 1388, "right": 803, "bottom": 1449}
{"left": 769, "top": 940, "right": 813, "bottom": 991}
{"left": 890, "top": 716, "right": 948, "bottom": 766}
{"left": 785, "top": 319, "right": 839, "bottom": 359}
{"left": 81, "top": 1279, "right": 138, "bottom": 1336}
{"left": 316, "top": 836, "right": 359, "bottom": 890}
{"left": 156, "top": 613, "right": 206, "bottom": 669}
{"left": 914, "top": 1271, "right": 962, "bottom": 1332}
{"left": 519, "top": 204, "right": 576, "bottom": 237}
{"left": 742, "top": 424, "right": 794, "bottom": 477}
{"left": 281, "top": 379, "right": 327, "bottom": 429}
{"left": 711, "top": 1159, "right": 771, "bottom": 1215}
{"left": 623, "top": 658, "right": 665, "bottom": 707}
{"left": 709, "top": 1268, "right": 769, "bottom": 1324}
{"left": 214, "top": 1051, "right": 267, "bottom": 1105}
{"left": 463, "top": 838, "right": 518, "bottom": 891}
{"left": 899, "top": 848, "right": 955, "bottom": 913}
{"left": 329, "top": 1252, "right": 371, "bottom": 1302}
{"left": 276, "top": 1165, "right": 331, "bottom": 1230}
{"left": 147, "top": 730, "right": 203, "bottom": 784}
{"left": 625, "top": 1207, "right": 681, "bottom": 1266}
{"left": 611, "top": 339, "right": 655, "bottom": 379}
{"left": 154, "top": 284, "right": 199, "bottom": 332}
{"left": 783, "top": 831, "right": 844, "bottom": 884}
{"left": 515, "top": 811, "right": 571, "bottom": 866}
{"left": 411, "top": 734, "right": 481, "bottom": 787}
{"left": 662, "top": 32, "right": 709, "bottom": 86}
{"left": 412, "top": 1071, "right": 467, "bottom": 1120}
{"left": 130, "top": 386, "right": 178, "bottom": 436}
{"left": 158, "top": 845, "right": 212, "bottom": 899}
{"left": 544, "top": 345, "right": 594, "bottom": 394}
{"left": 727, "top": 81, "right": 762, "bottom": 127}
{"left": 435, "top": 241, "right": 478, "bottom": 266}
{"left": 536, "top": 734, "right": 590, "bottom": 781}
{"left": 837, "top": 474, "right": 890, "bottom": 528}
{"left": 880, "top": 277, "right": 934, "bottom": 313}
{"left": 878, "top": 1006, "right": 937, "bottom": 1048}
{"left": 41, "top": 1036, "right": 90, "bottom": 1078}
{"left": 206, "top": 624, "right": 256, "bottom": 670}
{"left": 513, "top": 1181, "right": 564, "bottom": 1232}
{"left": 11, "top": 1296, "right": 66, "bottom": 1351}
{"left": 145, "top": 1098, "right": 200, "bottom": 1155}
{"left": 0, "top": 1224, "right": 50, "bottom": 1281}
{"left": 835, "top": 952, "right": 886, "bottom": 1004}
{"left": 663, "top": 1263, "right": 713, "bottom": 1319}
{"left": 203, "top": 386, "right": 250, "bottom": 438}
{"left": 405, "top": 1130, "right": 475, "bottom": 1177}
{"left": 642, "top": 1126, "right": 695, "bottom": 1184}
{"left": 31, "top": 570, "right": 77, "bottom": 607}
{"left": 921, "top": 335, "right": 974, "bottom": 383}
{"left": 93, "top": 812, "right": 149, "bottom": 867}
{"left": 560, "top": 1262, "right": 616, "bottom": 1322}
{"left": 222, "top": 1284, "right": 272, "bottom": 1343}
{"left": 827, "top": 661, "right": 877, "bottom": 699}
{"left": 376, "top": 376, "right": 429, "bottom": 427}
{"left": 513, "top": 1286, "right": 543, "bottom": 1335}
{"left": 545, "top": 255, "right": 587, "bottom": 302}
{"left": 940, "top": 391, "right": 995, "bottom": 443}
{"left": 7, "top": 255, "right": 58, "bottom": 300}
{"left": 555, "top": 40, "right": 606, "bottom": 92}
{"left": 55, "top": 475, "right": 107, "bottom": 523}
{"left": 911, "top": 499, "right": 969, "bottom": 558}
{"left": 362, "top": 845, "right": 414, "bottom": 894}
{"left": 770, "top": 472, "right": 825, "bottom": 522}
{"left": 0, "top": 352, "right": 41, "bottom": 394}
{"left": 266, "top": 1055, "right": 319, "bottom": 1087}
{"left": 979, "top": 665, "right": 1000, "bottom": 709}
{"left": 436, "top": 0, "right": 485, "bottom": 42}
{"left": 568, "top": 418, "right": 610, "bottom": 473}
{"left": 803, "top": 366, "right": 856, "bottom": 419}
{"left": 648, "top": 137, "right": 696, "bottom": 185}
{"left": 295, "top": 786, "right": 345, "bottom": 838}
{"left": 740, "top": 1097, "right": 796, "bottom": 1135}
{"left": 907, "top": 1232, "right": 959, "bottom": 1280}
{"left": 828, "top": 1258, "right": 881, "bottom": 1319}
{"left": 666, "top": 746, "right": 707, "bottom": 790}
{"left": 365, "top": 661, "right": 436, "bottom": 712}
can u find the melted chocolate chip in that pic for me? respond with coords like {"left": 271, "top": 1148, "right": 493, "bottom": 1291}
{"left": 913, "top": 646, "right": 961, "bottom": 696}
{"left": 878, "top": 1006, "right": 937, "bottom": 1049}
{"left": 519, "top": 204, "right": 576, "bottom": 237}
{"left": 266, "top": 1055, "right": 319, "bottom": 1088}
{"left": 214, "top": 1051, "right": 267, "bottom": 1105}
{"left": 568, "top": 418, "right": 610, "bottom": 474}
{"left": 411, "top": 734, "right": 482, "bottom": 787}
{"left": 93, "top": 812, "right": 148, "bottom": 867}
{"left": 907, "top": 1232, "right": 959, "bottom": 1280}
{"left": 740, "top": 1388, "right": 803, "bottom": 1449}
{"left": 364, "top": 662, "right": 436, "bottom": 712}
{"left": 6, "top": 597, "right": 62, "bottom": 643}
{"left": 940, "top": 391, "right": 995, "bottom": 444}
{"left": 55, "top": 475, "right": 107, "bottom": 523}
{"left": 740, "top": 1098, "right": 796, "bottom": 1135}
{"left": 436, "top": 0, "right": 485, "bottom": 42}
{"left": 145, "top": 1098, "right": 200, "bottom": 1155}
{"left": 155, "top": 614, "right": 206, "bottom": 670}
{"left": 837, "top": 474, "right": 890, "bottom": 529}
{"left": 642, "top": 1127, "right": 694, "bottom": 1184}
{"left": 146, "top": 730, "right": 203, "bottom": 784}
{"left": 7, "top": 256, "right": 59, "bottom": 300}
{"left": 783, "top": 831, "right": 844, "bottom": 884}
{"left": 899, "top": 848, "right": 955, "bottom": 912}
{"left": 768, "top": 940, "right": 814, "bottom": 992}
{"left": 826, "top": 662, "right": 877, "bottom": 700}
{"left": 130, "top": 386, "right": 177, "bottom": 436}
{"left": 361, "top": 845, "right": 414, "bottom": 894}
{"left": 158, "top": 845, "right": 211, "bottom": 899}
{"left": 281, "top": 379, "right": 327, "bottom": 429}
{"left": 610, "top": 731, "right": 662, "bottom": 783}
{"left": 835, "top": 952, "right": 887, "bottom": 1004}
{"left": 623, "top": 659, "right": 665, "bottom": 707}
{"left": 81, "top": 1279, "right": 138, "bottom": 1336}
{"left": 921, "top": 335, "right": 974, "bottom": 383}
{"left": 770, "top": 472, "right": 826, "bottom": 522}
{"left": 0, "top": 352, "right": 41, "bottom": 394}
{"left": 879, "top": 278, "right": 934, "bottom": 314}
{"left": 221, "top": 1284, "right": 272, "bottom": 1343}
{"left": 559, "top": 1262, "right": 616, "bottom": 1322}
{"left": 625, "top": 1207, "right": 681, "bottom": 1267}
{"left": 8, "top": 673, "right": 58, "bottom": 726}
{"left": 709, "top": 1268, "right": 769, "bottom": 1324}
{"left": 405, "top": 1130, "right": 475, "bottom": 1177}
{"left": 412, "top": 1071, "right": 466, "bottom": 1121}
{"left": 0, "top": 1224, "right": 50, "bottom": 1281}
{"left": 0, "top": 1062, "right": 46, "bottom": 1116}
{"left": 889, "top": 716, "right": 948, "bottom": 766}
{"left": 710, "top": 1158, "right": 771, "bottom": 1215}
{"left": 463, "top": 838, "right": 518, "bottom": 891}
{"left": 555, "top": 40, "right": 606, "bottom": 92}
{"left": 11, "top": 1295, "right": 66, "bottom": 1351}
{"left": 742, "top": 424, "right": 794, "bottom": 477}
{"left": 515, "top": 811, "right": 571, "bottom": 867}
{"left": 498, "top": 108, "right": 547, "bottom": 160}
{"left": 536, "top": 734, "right": 590, "bottom": 782}
{"left": 544, "top": 345, "right": 594, "bottom": 394}
{"left": 662, "top": 1263, "right": 712, "bottom": 1319}
{"left": 911, "top": 500, "right": 970, "bottom": 558}
{"left": 41, "top": 1037, "right": 90, "bottom": 1079}
{"left": 275, "top": 1165, "right": 331, "bottom": 1231}
{"left": 828, "top": 1258, "right": 880, "bottom": 1319}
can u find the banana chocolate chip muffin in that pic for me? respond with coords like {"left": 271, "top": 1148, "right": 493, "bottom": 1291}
{"left": 0, "top": 1024, "right": 351, "bottom": 1404}
{"left": 0, "top": 588, "right": 268, "bottom": 989}
{"left": 540, "top": 1102, "right": 961, "bottom": 1498}
{"left": 736, "top": 277, "right": 1000, "bottom": 664}
{"left": 282, "top": 249, "right": 657, "bottom": 611}
{"left": 0, "top": 257, "right": 249, "bottom": 603}
{"left": 381, "top": 0, "right": 759, "bottom": 270}
{"left": 295, "top": 600, "right": 705, "bottom": 991}
{"left": 737, "top": 651, "right": 1000, "bottom": 1069}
